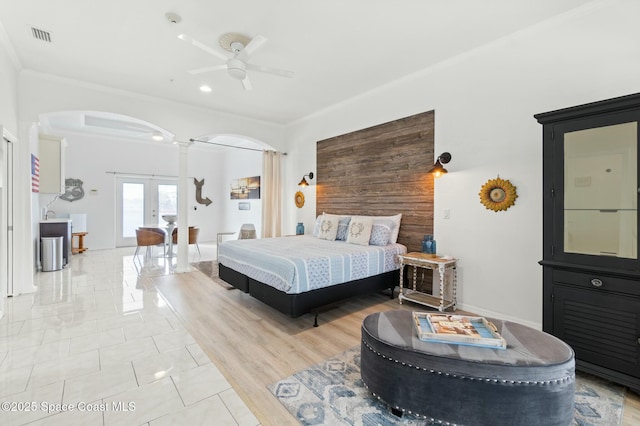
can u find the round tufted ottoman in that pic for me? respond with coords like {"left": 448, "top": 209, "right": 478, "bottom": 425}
{"left": 361, "top": 310, "right": 575, "bottom": 426}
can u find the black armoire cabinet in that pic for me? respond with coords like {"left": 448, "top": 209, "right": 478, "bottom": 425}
{"left": 535, "top": 93, "right": 640, "bottom": 394}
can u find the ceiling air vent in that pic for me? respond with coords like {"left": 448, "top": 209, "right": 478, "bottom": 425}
{"left": 31, "top": 27, "right": 51, "bottom": 42}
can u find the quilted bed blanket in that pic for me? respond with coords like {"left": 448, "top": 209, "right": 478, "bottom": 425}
{"left": 218, "top": 235, "right": 406, "bottom": 294}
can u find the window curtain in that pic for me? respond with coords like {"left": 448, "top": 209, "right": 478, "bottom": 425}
{"left": 261, "top": 150, "right": 283, "bottom": 237}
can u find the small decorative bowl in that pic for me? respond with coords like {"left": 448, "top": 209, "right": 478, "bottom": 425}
{"left": 162, "top": 214, "right": 177, "bottom": 224}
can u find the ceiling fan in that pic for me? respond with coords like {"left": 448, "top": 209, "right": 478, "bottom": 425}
{"left": 178, "top": 32, "right": 294, "bottom": 91}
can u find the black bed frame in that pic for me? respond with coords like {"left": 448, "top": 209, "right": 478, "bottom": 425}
{"left": 218, "top": 262, "right": 397, "bottom": 326}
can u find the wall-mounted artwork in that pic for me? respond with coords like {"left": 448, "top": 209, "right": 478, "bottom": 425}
{"left": 193, "top": 178, "right": 212, "bottom": 206}
{"left": 479, "top": 176, "right": 517, "bottom": 212}
{"left": 31, "top": 154, "right": 40, "bottom": 193}
{"left": 60, "top": 178, "right": 85, "bottom": 202}
{"left": 230, "top": 176, "right": 260, "bottom": 199}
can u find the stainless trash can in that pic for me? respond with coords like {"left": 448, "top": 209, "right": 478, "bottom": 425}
{"left": 42, "top": 236, "right": 64, "bottom": 271}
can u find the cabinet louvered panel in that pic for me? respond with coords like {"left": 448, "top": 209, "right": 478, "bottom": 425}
{"left": 554, "top": 285, "right": 640, "bottom": 378}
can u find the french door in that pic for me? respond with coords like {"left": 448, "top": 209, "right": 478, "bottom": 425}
{"left": 115, "top": 177, "right": 177, "bottom": 247}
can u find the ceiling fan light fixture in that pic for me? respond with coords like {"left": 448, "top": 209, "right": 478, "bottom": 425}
{"left": 181, "top": 32, "right": 293, "bottom": 91}
{"left": 228, "top": 69, "right": 246, "bottom": 80}
{"left": 227, "top": 58, "right": 246, "bottom": 80}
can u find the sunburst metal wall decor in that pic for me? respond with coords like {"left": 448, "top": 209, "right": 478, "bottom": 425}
{"left": 479, "top": 176, "right": 518, "bottom": 212}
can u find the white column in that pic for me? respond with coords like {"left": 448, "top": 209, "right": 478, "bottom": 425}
{"left": 17, "top": 123, "right": 37, "bottom": 294}
{"left": 175, "top": 139, "right": 192, "bottom": 273}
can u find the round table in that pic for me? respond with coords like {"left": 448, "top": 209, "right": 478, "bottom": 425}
{"left": 361, "top": 310, "right": 575, "bottom": 425}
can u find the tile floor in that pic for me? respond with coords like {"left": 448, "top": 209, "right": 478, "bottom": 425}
{"left": 0, "top": 243, "right": 260, "bottom": 426}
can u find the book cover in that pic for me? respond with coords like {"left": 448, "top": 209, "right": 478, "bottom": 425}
{"left": 427, "top": 314, "right": 482, "bottom": 337}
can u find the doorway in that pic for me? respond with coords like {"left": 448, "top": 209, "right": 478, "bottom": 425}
{"left": 115, "top": 176, "right": 177, "bottom": 247}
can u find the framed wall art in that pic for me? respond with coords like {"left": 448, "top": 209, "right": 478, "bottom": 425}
{"left": 230, "top": 176, "right": 260, "bottom": 200}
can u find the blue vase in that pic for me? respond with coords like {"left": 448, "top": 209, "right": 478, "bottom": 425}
{"left": 422, "top": 235, "right": 432, "bottom": 253}
{"left": 430, "top": 239, "right": 437, "bottom": 255}
{"left": 296, "top": 222, "right": 305, "bottom": 235}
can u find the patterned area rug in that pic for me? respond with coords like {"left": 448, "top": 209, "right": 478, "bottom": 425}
{"left": 268, "top": 346, "right": 626, "bottom": 426}
{"left": 574, "top": 371, "right": 626, "bottom": 426}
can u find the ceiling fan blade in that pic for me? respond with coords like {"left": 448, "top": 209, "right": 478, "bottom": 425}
{"left": 188, "top": 64, "right": 228, "bottom": 75}
{"left": 241, "top": 76, "right": 253, "bottom": 91}
{"left": 246, "top": 63, "right": 294, "bottom": 78}
{"left": 244, "top": 35, "right": 267, "bottom": 56}
{"left": 178, "top": 33, "right": 228, "bottom": 62}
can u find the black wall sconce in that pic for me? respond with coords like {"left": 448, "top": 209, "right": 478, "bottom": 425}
{"left": 428, "top": 152, "right": 452, "bottom": 178}
{"left": 298, "top": 172, "right": 314, "bottom": 187}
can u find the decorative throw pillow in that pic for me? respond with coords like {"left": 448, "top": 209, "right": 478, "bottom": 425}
{"left": 369, "top": 222, "right": 393, "bottom": 246}
{"left": 336, "top": 216, "right": 352, "bottom": 241}
{"left": 371, "top": 214, "right": 402, "bottom": 243}
{"left": 317, "top": 214, "right": 339, "bottom": 241}
{"left": 346, "top": 216, "right": 373, "bottom": 245}
{"left": 312, "top": 214, "right": 323, "bottom": 237}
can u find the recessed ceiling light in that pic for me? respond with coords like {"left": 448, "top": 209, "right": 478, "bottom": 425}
{"left": 152, "top": 131, "right": 163, "bottom": 141}
{"left": 165, "top": 12, "right": 182, "bottom": 24}
{"left": 199, "top": 85, "right": 212, "bottom": 93}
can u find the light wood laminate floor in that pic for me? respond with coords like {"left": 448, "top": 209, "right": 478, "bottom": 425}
{"left": 149, "top": 250, "right": 640, "bottom": 426}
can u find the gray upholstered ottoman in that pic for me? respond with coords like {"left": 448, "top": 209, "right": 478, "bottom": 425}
{"left": 361, "top": 310, "right": 575, "bottom": 426}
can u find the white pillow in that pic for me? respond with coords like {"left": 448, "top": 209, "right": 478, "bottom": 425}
{"left": 317, "top": 214, "right": 339, "bottom": 241}
{"left": 346, "top": 216, "right": 373, "bottom": 245}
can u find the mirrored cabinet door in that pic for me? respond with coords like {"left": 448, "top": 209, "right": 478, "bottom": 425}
{"left": 563, "top": 121, "right": 637, "bottom": 259}
{"left": 547, "top": 106, "right": 640, "bottom": 271}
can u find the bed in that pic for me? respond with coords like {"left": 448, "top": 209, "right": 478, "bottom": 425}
{"left": 218, "top": 214, "right": 407, "bottom": 324}
{"left": 219, "top": 111, "right": 434, "bottom": 324}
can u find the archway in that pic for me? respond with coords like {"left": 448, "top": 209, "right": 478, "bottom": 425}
{"left": 36, "top": 110, "right": 178, "bottom": 252}
{"left": 188, "top": 133, "right": 282, "bottom": 241}
{"left": 39, "top": 111, "right": 175, "bottom": 143}
{"left": 34, "top": 111, "right": 282, "bottom": 272}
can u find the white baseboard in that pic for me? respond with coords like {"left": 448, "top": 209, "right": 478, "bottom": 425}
{"left": 456, "top": 302, "right": 541, "bottom": 331}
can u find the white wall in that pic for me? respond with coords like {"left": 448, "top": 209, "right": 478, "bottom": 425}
{"left": 218, "top": 148, "right": 264, "bottom": 237}
{"left": 0, "top": 38, "right": 18, "bottom": 132}
{"left": 285, "top": 1, "right": 640, "bottom": 328}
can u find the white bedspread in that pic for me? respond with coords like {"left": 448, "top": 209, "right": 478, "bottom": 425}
{"left": 218, "top": 236, "right": 407, "bottom": 294}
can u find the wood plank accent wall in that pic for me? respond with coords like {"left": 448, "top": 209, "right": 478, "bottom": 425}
{"left": 316, "top": 111, "right": 435, "bottom": 253}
